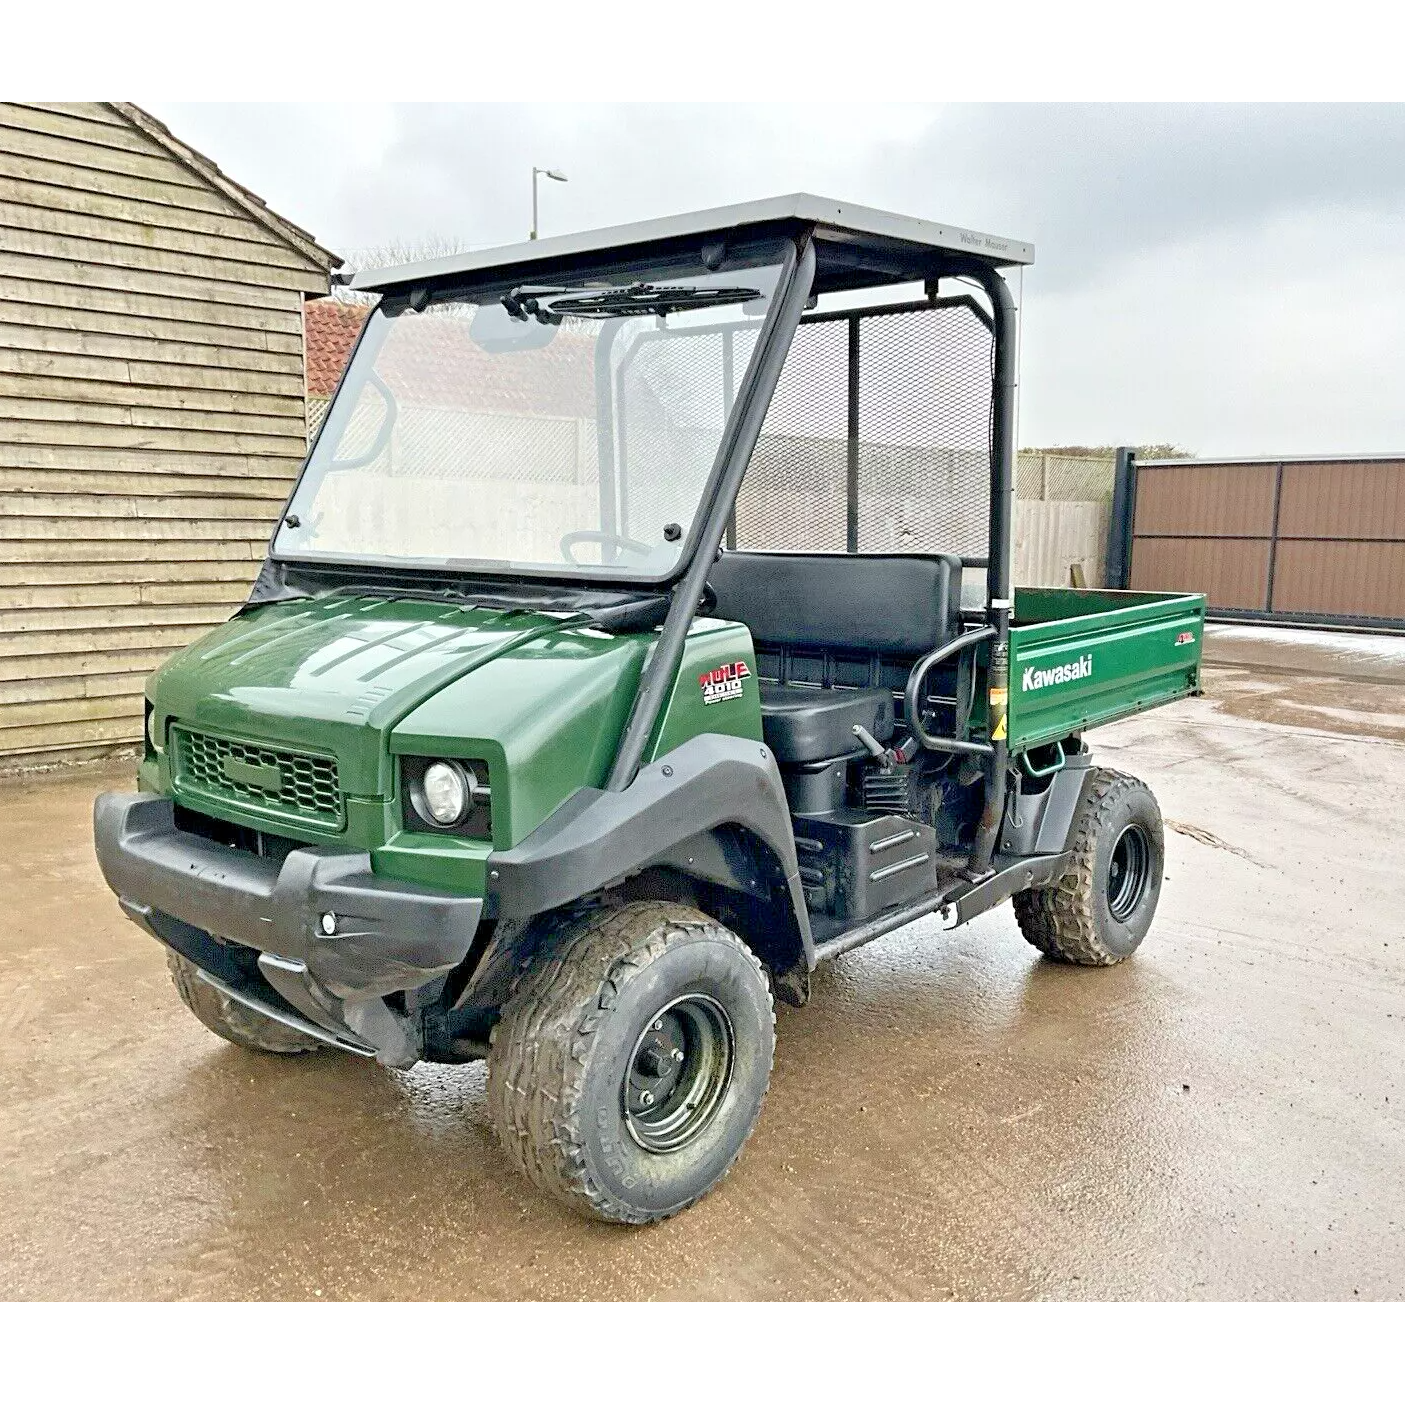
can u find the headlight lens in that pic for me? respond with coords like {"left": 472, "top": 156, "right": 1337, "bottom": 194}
{"left": 421, "top": 761, "right": 469, "bottom": 826}
{"left": 146, "top": 705, "right": 161, "bottom": 752}
{"left": 404, "top": 757, "right": 491, "bottom": 837}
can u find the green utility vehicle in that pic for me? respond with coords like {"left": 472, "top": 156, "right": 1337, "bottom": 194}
{"left": 95, "top": 197, "right": 1204, "bottom": 1224}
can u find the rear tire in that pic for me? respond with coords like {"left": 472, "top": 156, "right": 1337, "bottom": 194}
{"left": 1013, "top": 767, "right": 1164, "bottom": 965}
{"left": 487, "top": 901, "right": 775, "bottom": 1225}
{"left": 166, "top": 952, "right": 321, "bottom": 1055}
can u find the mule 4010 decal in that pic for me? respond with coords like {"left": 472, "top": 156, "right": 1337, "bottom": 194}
{"left": 699, "top": 659, "right": 750, "bottom": 705}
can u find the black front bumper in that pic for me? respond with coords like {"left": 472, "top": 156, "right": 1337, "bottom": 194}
{"left": 93, "top": 793, "right": 484, "bottom": 1065}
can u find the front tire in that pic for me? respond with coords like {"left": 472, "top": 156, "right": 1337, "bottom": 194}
{"left": 487, "top": 901, "right": 775, "bottom": 1225}
{"left": 166, "top": 952, "right": 322, "bottom": 1054}
{"left": 1013, "top": 767, "right": 1164, "bottom": 965}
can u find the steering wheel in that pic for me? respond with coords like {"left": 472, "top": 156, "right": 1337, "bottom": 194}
{"left": 559, "top": 529, "right": 658, "bottom": 566}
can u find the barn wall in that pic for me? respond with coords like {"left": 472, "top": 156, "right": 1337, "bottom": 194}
{"left": 0, "top": 102, "right": 328, "bottom": 762}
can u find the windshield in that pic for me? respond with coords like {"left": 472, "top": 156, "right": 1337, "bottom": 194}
{"left": 276, "top": 256, "right": 786, "bottom": 579}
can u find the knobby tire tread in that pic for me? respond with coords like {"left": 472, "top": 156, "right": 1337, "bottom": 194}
{"left": 487, "top": 901, "right": 773, "bottom": 1225}
{"left": 1012, "top": 767, "right": 1154, "bottom": 967}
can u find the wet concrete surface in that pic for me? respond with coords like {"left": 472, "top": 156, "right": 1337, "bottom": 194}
{"left": 1204, "top": 624, "right": 1405, "bottom": 743}
{"left": 1205, "top": 621, "right": 1405, "bottom": 685}
{"left": 2, "top": 629, "right": 1403, "bottom": 1300}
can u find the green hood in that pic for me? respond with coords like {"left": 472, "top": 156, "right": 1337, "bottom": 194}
{"left": 148, "top": 594, "right": 640, "bottom": 801}
{"left": 148, "top": 594, "right": 760, "bottom": 865}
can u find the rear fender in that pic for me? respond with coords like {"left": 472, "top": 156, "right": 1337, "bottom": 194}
{"left": 1000, "top": 742, "right": 1096, "bottom": 859}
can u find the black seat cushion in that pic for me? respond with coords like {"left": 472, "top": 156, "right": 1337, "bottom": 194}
{"left": 759, "top": 683, "right": 894, "bottom": 765}
{"left": 710, "top": 551, "right": 963, "bottom": 655}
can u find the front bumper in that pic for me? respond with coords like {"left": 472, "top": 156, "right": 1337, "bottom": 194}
{"left": 93, "top": 793, "right": 483, "bottom": 1065}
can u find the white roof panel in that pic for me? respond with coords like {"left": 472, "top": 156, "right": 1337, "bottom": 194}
{"left": 349, "top": 192, "right": 1034, "bottom": 292}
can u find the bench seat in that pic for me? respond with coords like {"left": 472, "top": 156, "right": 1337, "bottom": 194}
{"left": 709, "top": 550, "right": 964, "bottom": 765}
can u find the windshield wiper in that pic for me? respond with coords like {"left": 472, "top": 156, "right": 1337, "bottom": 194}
{"left": 326, "top": 583, "right": 670, "bottom": 631}
{"left": 502, "top": 282, "right": 760, "bottom": 323}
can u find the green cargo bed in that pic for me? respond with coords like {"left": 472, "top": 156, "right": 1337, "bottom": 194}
{"left": 1005, "top": 587, "right": 1206, "bottom": 752}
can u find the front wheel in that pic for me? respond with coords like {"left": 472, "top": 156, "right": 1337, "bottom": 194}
{"left": 1013, "top": 767, "right": 1164, "bottom": 965}
{"left": 487, "top": 901, "right": 775, "bottom": 1224}
{"left": 166, "top": 952, "right": 322, "bottom": 1054}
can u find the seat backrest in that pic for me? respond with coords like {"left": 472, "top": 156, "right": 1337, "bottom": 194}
{"left": 709, "top": 551, "right": 963, "bottom": 658}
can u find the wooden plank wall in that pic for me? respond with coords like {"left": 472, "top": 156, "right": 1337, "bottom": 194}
{"left": 0, "top": 102, "right": 327, "bottom": 762}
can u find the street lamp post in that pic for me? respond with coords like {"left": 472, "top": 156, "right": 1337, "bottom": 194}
{"left": 530, "top": 166, "right": 568, "bottom": 240}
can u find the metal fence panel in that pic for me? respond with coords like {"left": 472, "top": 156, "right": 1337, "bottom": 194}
{"left": 1277, "top": 460, "right": 1405, "bottom": 540}
{"left": 1271, "top": 540, "right": 1405, "bottom": 618}
{"left": 1132, "top": 461, "right": 1276, "bottom": 537}
{"left": 1126, "top": 454, "right": 1405, "bottom": 628}
{"left": 1130, "top": 536, "right": 1271, "bottom": 611}
{"left": 1014, "top": 452, "right": 1115, "bottom": 503}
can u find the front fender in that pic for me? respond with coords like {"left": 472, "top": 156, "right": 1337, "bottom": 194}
{"left": 484, "top": 732, "right": 813, "bottom": 967}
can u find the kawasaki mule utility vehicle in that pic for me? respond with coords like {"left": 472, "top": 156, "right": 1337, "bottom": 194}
{"left": 95, "top": 197, "right": 1205, "bottom": 1224}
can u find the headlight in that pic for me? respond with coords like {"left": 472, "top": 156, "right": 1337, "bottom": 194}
{"left": 146, "top": 705, "right": 162, "bottom": 752}
{"left": 404, "top": 756, "right": 492, "bottom": 837}
{"left": 421, "top": 761, "right": 470, "bottom": 826}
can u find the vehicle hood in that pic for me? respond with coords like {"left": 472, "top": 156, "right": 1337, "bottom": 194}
{"left": 148, "top": 594, "right": 610, "bottom": 797}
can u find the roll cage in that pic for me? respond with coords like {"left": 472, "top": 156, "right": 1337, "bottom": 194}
{"left": 254, "top": 194, "right": 1032, "bottom": 804}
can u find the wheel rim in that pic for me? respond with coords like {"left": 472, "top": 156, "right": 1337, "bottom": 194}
{"left": 1107, "top": 823, "right": 1152, "bottom": 921}
{"left": 623, "top": 994, "right": 734, "bottom": 1154}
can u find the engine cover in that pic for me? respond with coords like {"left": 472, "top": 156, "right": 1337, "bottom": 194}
{"left": 792, "top": 811, "right": 937, "bottom": 920}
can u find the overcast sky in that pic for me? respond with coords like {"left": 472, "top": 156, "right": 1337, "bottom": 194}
{"left": 150, "top": 102, "right": 1405, "bottom": 457}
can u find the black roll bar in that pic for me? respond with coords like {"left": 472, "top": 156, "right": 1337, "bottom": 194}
{"left": 606, "top": 237, "right": 817, "bottom": 791}
{"left": 950, "top": 260, "right": 1018, "bottom": 875}
{"left": 604, "top": 242, "right": 1019, "bottom": 883}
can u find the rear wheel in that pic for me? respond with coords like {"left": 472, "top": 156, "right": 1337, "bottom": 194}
{"left": 487, "top": 901, "right": 775, "bottom": 1224}
{"left": 166, "top": 952, "right": 321, "bottom": 1055}
{"left": 1013, "top": 767, "right": 1164, "bottom": 965}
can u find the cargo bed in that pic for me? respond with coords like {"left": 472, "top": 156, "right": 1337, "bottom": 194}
{"left": 1005, "top": 587, "right": 1205, "bottom": 752}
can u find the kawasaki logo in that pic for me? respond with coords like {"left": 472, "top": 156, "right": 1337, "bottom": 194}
{"left": 1022, "top": 654, "right": 1093, "bottom": 691}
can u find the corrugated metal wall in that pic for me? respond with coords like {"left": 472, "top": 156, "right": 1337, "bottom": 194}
{"left": 0, "top": 102, "right": 331, "bottom": 763}
{"left": 1128, "top": 454, "right": 1405, "bottom": 626}
{"left": 1014, "top": 499, "right": 1109, "bottom": 588}
{"left": 1011, "top": 452, "right": 1115, "bottom": 588}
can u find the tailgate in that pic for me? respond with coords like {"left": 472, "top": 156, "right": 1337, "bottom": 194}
{"left": 1006, "top": 588, "right": 1205, "bottom": 751}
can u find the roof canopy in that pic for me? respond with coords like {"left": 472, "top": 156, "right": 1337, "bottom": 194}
{"left": 349, "top": 193, "right": 1033, "bottom": 299}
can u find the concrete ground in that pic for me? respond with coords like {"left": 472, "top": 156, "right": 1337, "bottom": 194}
{"left": 2, "top": 625, "right": 1402, "bottom": 1301}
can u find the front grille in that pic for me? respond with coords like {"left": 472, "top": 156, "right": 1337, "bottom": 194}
{"left": 172, "top": 727, "right": 344, "bottom": 831}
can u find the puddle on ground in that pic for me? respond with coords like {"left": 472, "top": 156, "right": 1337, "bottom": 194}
{"left": 1205, "top": 624, "right": 1405, "bottom": 685}
{"left": 1204, "top": 666, "right": 1405, "bottom": 743}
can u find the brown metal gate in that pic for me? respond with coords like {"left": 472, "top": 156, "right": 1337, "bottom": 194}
{"left": 1118, "top": 453, "right": 1405, "bottom": 629}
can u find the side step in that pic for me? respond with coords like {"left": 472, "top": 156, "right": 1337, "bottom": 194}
{"left": 940, "top": 852, "right": 1068, "bottom": 928}
{"left": 811, "top": 851, "right": 1068, "bottom": 963}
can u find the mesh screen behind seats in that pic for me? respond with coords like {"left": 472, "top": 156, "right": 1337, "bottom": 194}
{"left": 735, "top": 299, "right": 993, "bottom": 562}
